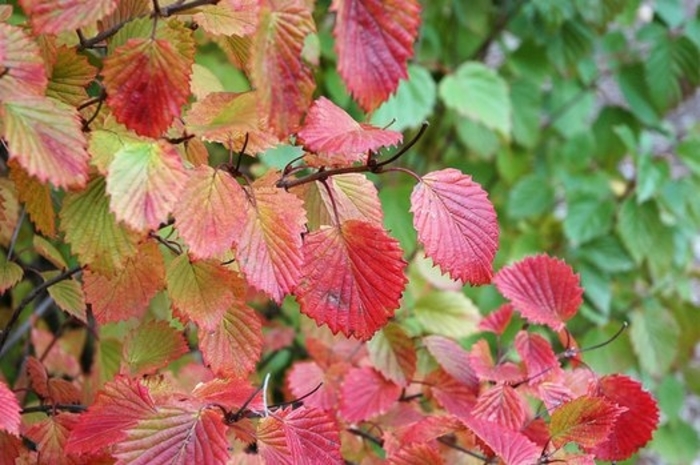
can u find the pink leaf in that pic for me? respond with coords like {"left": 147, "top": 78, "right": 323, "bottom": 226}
{"left": 0, "top": 23, "right": 47, "bottom": 97}
{"left": 114, "top": 403, "right": 229, "bottom": 465}
{"left": 493, "top": 254, "right": 584, "bottom": 330}
{"left": 424, "top": 368, "right": 478, "bottom": 420}
{"left": 19, "top": 0, "right": 117, "bottom": 34}
{"left": 173, "top": 166, "right": 248, "bottom": 259}
{"left": 411, "top": 168, "right": 499, "bottom": 285}
{"left": 25, "top": 412, "right": 80, "bottom": 465}
{"left": 287, "top": 361, "right": 347, "bottom": 411}
{"left": 331, "top": 0, "right": 421, "bottom": 111}
{"left": 298, "top": 97, "right": 402, "bottom": 165}
{"left": 478, "top": 303, "right": 514, "bottom": 335}
{"left": 256, "top": 406, "right": 342, "bottom": 464}
{"left": 461, "top": 415, "right": 541, "bottom": 465}
{"left": 586, "top": 375, "right": 659, "bottom": 461}
{"left": 295, "top": 220, "right": 407, "bottom": 340}
{"left": 469, "top": 339, "right": 525, "bottom": 384}
{"left": 340, "top": 366, "right": 402, "bottom": 422}
{"left": 389, "top": 443, "right": 444, "bottom": 465}
{"left": 0, "top": 380, "right": 20, "bottom": 436}
{"left": 423, "top": 335, "right": 479, "bottom": 389}
{"left": 472, "top": 383, "right": 530, "bottom": 431}
{"left": 514, "top": 330, "right": 563, "bottom": 383}
{"left": 236, "top": 180, "right": 306, "bottom": 302}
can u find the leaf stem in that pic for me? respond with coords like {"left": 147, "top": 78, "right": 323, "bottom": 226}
{"left": 560, "top": 321, "right": 629, "bottom": 359}
{"left": 0, "top": 266, "right": 83, "bottom": 355}
{"left": 373, "top": 121, "right": 429, "bottom": 169}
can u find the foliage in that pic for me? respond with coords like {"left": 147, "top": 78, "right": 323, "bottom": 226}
{"left": 5, "top": 0, "right": 698, "bottom": 463}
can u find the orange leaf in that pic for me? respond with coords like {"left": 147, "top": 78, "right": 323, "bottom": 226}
{"left": 103, "top": 35, "right": 194, "bottom": 137}
{"left": 8, "top": 159, "right": 55, "bottom": 236}
{"left": 46, "top": 45, "right": 97, "bottom": 106}
{"left": 25, "top": 413, "right": 81, "bottom": 465}
{"left": 251, "top": 0, "right": 316, "bottom": 137}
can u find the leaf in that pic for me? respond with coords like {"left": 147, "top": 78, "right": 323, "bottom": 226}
{"left": 185, "top": 91, "right": 278, "bottom": 155}
{"left": 114, "top": 403, "right": 230, "bottom": 465}
{"left": 414, "top": 291, "right": 481, "bottom": 338}
{"left": 0, "top": 432, "right": 22, "bottom": 464}
{"left": 0, "top": 179, "right": 20, "bottom": 246}
{"left": 199, "top": 303, "right": 263, "bottom": 379}
{"left": 469, "top": 339, "right": 525, "bottom": 384}
{"left": 46, "top": 45, "right": 97, "bottom": 106}
{"left": 424, "top": 368, "right": 478, "bottom": 420}
{"left": 8, "top": 159, "right": 55, "bottom": 236}
{"left": 25, "top": 412, "right": 80, "bottom": 465}
{"left": 514, "top": 330, "right": 562, "bottom": 383}
{"left": 460, "top": 415, "right": 540, "bottom": 465}
{"left": 236, "top": 181, "right": 306, "bottom": 302}
{"left": 106, "top": 140, "right": 188, "bottom": 231}
{"left": 19, "top": 0, "right": 117, "bottom": 34}
{"left": 493, "top": 254, "right": 583, "bottom": 330}
{"left": 0, "top": 380, "right": 20, "bottom": 436}
{"left": 256, "top": 406, "right": 342, "bottom": 464}
{"left": 411, "top": 168, "right": 499, "bottom": 285}
{"left": 471, "top": 383, "right": 529, "bottom": 431}
{"left": 331, "top": 0, "right": 421, "bottom": 112}
{"left": 371, "top": 64, "right": 437, "bottom": 132}
{"left": 439, "top": 62, "right": 512, "bottom": 138}
{"left": 389, "top": 443, "right": 444, "bottom": 465}
{"left": 629, "top": 301, "right": 680, "bottom": 377}
{"left": 193, "top": 0, "right": 259, "bottom": 36}
{"left": 296, "top": 220, "right": 407, "bottom": 340}
{"left": 122, "top": 320, "right": 188, "bottom": 376}
{"left": 251, "top": 0, "right": 316, "bottom": 137}
{"left": 26, "top": 356, "right": 82, "bottom": 405}
{"left": 2, "top": 96, "right": 89, "bottom": 188}
{"left": 617, "top": 198, "right": 672, "bottom": 264}
{"left": 43, "top": 272, "right": 86, "bottom": 322}
{"left": 423, "top": 335, "right": 479, "bottom": 389}
{"left": 0, "top": 23, "right": 48, "bottom": 98}
{"left": 563, "top": 195, "right": 615, "bottom": 246}
{"left": 165, "top": 254, "right": 239, "bottom": 330}
{"left": 340, "top": 366, "right": 402, "bottom": 422}
{"left": 66, "top": 376, "right": 156, "bottom": 456}
{"left": 0, "top": 258, "right": 23, "bottom": 295}
{"left": 103, "top": 34, "right": 194, "bottom": 137}
{"left": 287, "top": 361, "right": 346, "bottom": 411}
{"left": 367, "top": 323, "right": 416, "bottom": 387}
{"left": 586, "top": 375, "right": 659, "bottom": 461}
{"left": 60, "top": 177, "right": 142, "bottom": 274}
{"left": 297, "top": 97, "right": 402, "bottom": 165}
{"left": 83, "top": 241, "right": 165, "bottom": 324}
{"left": 300, "top": 173, "right": 383, "bottom": 230}
{"left": 478, "top": 303, "right": 514, "bottom": 335}
{"left": 550, "top": 395, "right": 624, "bottom": 448}
{"left": 173, "top": 165, "right": 248, "bottom": 259}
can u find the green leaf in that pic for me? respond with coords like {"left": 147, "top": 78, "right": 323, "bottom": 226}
{"left": 635, "top": 153, "right": 667, "bottom": 203}
{"left": 379, "top": 177, "right": 416, "bottom": 255}
{"left": 439, "top": 62, "right": 511, "bottom": 138}
{"left": 629, "top": 300, "right": 680, "bottom": 377}
{"left": 649, "top": 420, "right": 700, "bottom": 465}
{"left": 580, "top": 323, "right": 636, "bottom": 375}
{"left": 655, "top": 0, "right": 685, "bottom": 28}
{"left": 122, "top": 320, "right": 188, "bottom": 376}
{"left": 577, "top": 236, "right": 636, "bottom": 273}
{"left": 677, "top": 136, "right": 700, "bottom": 176}
{"left": 616, "top": 198, "right": 672, "bottom": 265}
{"left": 510, "top": 79, "right": 541, "bottom": 149}
{"left": 455, "top": 117, "right": 499, "bottom": 159}
{"left": 414, "top": 291, "right": 480, "bottom": 338}
{"left": 577, "top": 262, "right": 611, "bottom": 316}
{"left": 657, "top": 375, "right": 685, "bottom": 422}
{"left": 507, "top": 173, "right": 554, "bottom": 220}
{"left": 371, "top": 64, "right": 436, "bottom": 132}
{"left": 0, "top": 259, "right": 23, "bottom": 294}
{"left": 43, "top": 271, "right": 86, "bottom": 322}
{"left": 563, "top": 195, "right": 615, "bottom": 245}
{"left": 617, "top": 63, "right": 659, "bottom": 125}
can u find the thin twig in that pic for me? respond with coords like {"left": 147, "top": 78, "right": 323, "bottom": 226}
{"left": 159, "top": 0, "right": 220, "bottom": 16}
{"left": 0, "top": 266, "right": 83, "bottom": 354}
{"left": 21, "top": 404, "right": 87, "bottom": 415}
{"left": 7, "top": 207, "right": 25, "bottom": 261}
{"left": 346, "top": 427, "right": 384, "bottom": 447}
{"left": 437, "top": 437, "right": 490, "bottom": 461}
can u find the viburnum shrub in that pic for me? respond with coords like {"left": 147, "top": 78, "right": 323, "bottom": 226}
{"left": 0, "top": 1, "right": 660, "bottom": 464}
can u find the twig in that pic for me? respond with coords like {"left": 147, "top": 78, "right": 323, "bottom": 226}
{"left": 21, "top": 404, "right": 87, "bottom": 415}
{"left": 7, "top": 207, "right": 25, "bottom": 261}
{"left": 0, "top": 266, "right": 83, "bottom": 354}
{"left": 437, "top": 437, "right": 490, "bottom": 461}
{"left": 159, "top": 0, "right": 220, "bottom": 16}
{"left": 346, "top": 427, "right": 384, "bottom": 448}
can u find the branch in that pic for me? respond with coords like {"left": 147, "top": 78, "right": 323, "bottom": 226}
{"left": 159, "top": 0, "right": 220, "bottom": 17}
{"left": 437, "top": 437, "right": 490, "bottom": 462}
{"left": 0, "top": 266, "right": 83, "bottom": 353}
{"left": 21, "top": 404, "right": 87, "bottom": 415}
{"left": 346, "top": 427, "right": 384, "bottom": 448}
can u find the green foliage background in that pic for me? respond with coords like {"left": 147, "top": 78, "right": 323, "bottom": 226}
{"left": 314, "top": 1, "right": 700, "bottom": 462}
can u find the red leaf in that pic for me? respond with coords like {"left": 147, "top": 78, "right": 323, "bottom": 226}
{"left": 251, "top": 0, "right": 316, "bottom": 137}
{"left": 296, "top": 220, "right": 407, "bottom": 340}
{"left": 106, "top": 140, "right": 188, "bottom": 231}
{"left": 424, "top": 368, "right": 478, "bottom": 420}
{"left": 472, "top": 383, "right": 530, "bottom": 431}
{"left": 331, "top": 0, "right": 421, "bottom": 111}
{"left": 0, "top": 380, "right": 20, "bottom": 436}
{"left": 191, "top": 378, "right": 263, "bottom": 413}
{"left": 586, "top": 375, "right": 659, "bottom": 461}
{"left": 423, "top": 335, "right": 479, "bottom": 389}
{"left": 236, "top": 180, "right": 306, "bottom": 302}
{"left": 469, "top": 339, "right": 525, "bottom": 384}
{"left": 256, "top": 406, "right": 342, "bottom": 464}
{"left": 114, "top": 403, "right": 229, "bottom": 465}
{"left": 493, "top": 254, "right": 583, "bottom": 330}
{"left": 26, "top": 356, "right": 81, "bottom": 405}
{"left": 514, "top": 330, "right": 563, "bottom": 383}
{"left": 2, "top": 96, "right": 90, "bottom": 189}
{"left": 83, "top": 241, "right": 165, "bottom": 324}
{"left": 25, "top": 412, "right": 80, "bottom": 465}
{"left": 411, "top": 169, "right": 499, "bottom": 285}
{"left": 550, "top": 395, "right": 625, "bottom": 448}
{"left": 392, "top": 414, "right": 464, "bottom": 446}
{"left": 103, "top": 35, "right": 194, "bottom": 137}
{"left": 478, "top": 303, "right": 514, "bottom": 335}
{"left": 19, "top": 0, "right": 117, "bottom": 34}
{"left": 66, "top": 376, "right": 156, "bottom": 455}
{"left": 166, "top": 255, "right": 241, "bottom": 330}
{"left": 287, "top": 361, "right": 347, "bottom": 411}
{"left": 389, "top": 443, "right": 444, "bottom": 465}
{"left": 199, "top": 303, "right": 263, "bottom": 379}
{"left": 298, "top": 97, "right": 402, "bottom": 166}
{"left": 461, "top": 415, "right": 540, "bottom": 465}
{"left": 340, "top": 366, "right": 402, "bottom": 422}
{"left": 173, "top": 166, "right": 248, "bottom": 259}
{"left": 0, "top": 23, "right": 47, "bottom": 97}
{"left": 368, "top": 323, "right": 416, "bottom": 387}
{"left": 0, "top": 432, "right": 22, "bottom": 464}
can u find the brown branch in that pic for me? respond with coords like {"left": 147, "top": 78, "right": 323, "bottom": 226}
{"left": 437, "top": 437, "right": 490, "bottom": 462}
{"left": 159, "top": 0, "right": 220, "bottom": 17}
{"left": 21, "top": 404, "right": 87, "bottom": 415}
{"left": 0, "top": 266, "right": 83, "bottom": 353}
{"left": 346, "top": 427, "right": 384, "bottom": 448}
